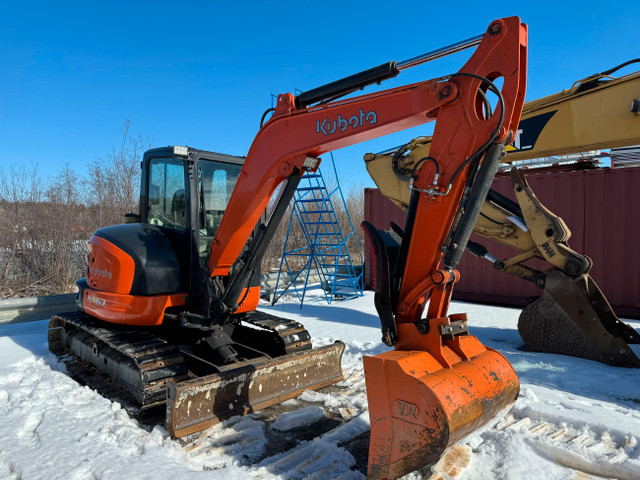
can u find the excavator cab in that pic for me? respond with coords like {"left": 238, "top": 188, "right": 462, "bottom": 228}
{"left": 74, "top": 146, "right": 261, "bottom": 325}
{"left": 141, "top": 147, "right": 246, "bottom": 269}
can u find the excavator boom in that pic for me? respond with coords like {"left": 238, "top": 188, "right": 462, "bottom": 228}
{"left": 506, "top": 61, "right": 640, "bottom": 160}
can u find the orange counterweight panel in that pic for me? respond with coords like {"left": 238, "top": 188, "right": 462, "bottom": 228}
{"left": 82, "top": 288, "right": 187, "bottom": 326}
{"left": 87, "top": 235, "right": 136, "bottom": 294}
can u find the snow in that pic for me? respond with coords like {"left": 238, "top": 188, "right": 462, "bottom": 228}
{"left": 1, "top": 293, "right": 639, "bottom": 479}
{"left": 270, "top": 406, "right": 325, "bottom": 432}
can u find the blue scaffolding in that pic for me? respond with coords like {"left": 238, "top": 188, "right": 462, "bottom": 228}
{"left": 272, "top": 155, "right": 363, "bottom": 306}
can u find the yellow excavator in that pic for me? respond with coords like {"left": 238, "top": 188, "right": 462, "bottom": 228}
{"left": 364, "top": 59, "right": 640, "bottom": 367}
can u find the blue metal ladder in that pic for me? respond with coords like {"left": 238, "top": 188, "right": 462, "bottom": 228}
{"left": 272, "top": 157, "right": 363, "bottom": 306}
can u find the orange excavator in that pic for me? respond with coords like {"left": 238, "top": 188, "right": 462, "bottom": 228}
{"left": 49, "top": 17, "right": 527, "bottom": 479}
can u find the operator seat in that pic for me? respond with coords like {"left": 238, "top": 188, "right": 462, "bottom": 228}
{"left": 171, "top": 189, "right": 186, "bottom": 227}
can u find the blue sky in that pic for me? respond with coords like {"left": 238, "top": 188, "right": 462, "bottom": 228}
{"left": 1, "top": 1, "right": 638, "bottom": 191}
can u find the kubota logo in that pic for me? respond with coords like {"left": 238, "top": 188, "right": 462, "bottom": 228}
{"left": 90, "top": 265, "right": 112, "bottom": 280}
{"left": 316, "top": 109, "right": 377, "bottom": 136}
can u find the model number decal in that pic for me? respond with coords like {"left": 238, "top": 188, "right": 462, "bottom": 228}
{"left": 87, "top": 295, "right": 106, "bottom": 307}
{"left": 316, "top": 109, "right": 377, "bottom": 136}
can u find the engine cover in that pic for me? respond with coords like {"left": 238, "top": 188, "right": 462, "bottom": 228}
{"left": 87, "top": 223, "right": 182, "bottom": 296}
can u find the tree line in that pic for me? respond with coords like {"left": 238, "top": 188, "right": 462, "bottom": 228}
{"left": 0, "top": 122, "right": 364, "bottom": 298}
{"left": 0, "top": 121, "right": 146, "bottom": 297}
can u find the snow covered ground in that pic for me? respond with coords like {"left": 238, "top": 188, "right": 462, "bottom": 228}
{"left": 1, "top": 291, "right": 639, "bottom": 479}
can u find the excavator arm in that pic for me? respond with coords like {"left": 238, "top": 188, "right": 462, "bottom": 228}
{"left": 506, "top": 59, "right": 640, "bottom": 160}
{"left": 199, "top": 16, "right": 527, "bottom": 479}
{"left": 364, "top": 60, "right": 640, "bottom": 367}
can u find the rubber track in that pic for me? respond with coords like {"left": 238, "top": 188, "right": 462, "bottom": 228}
{"left": 49, "top": 311, "right": 190, "bottom": 409}
{"left": 49, "top": 310, "right": 315, "bottom": 410}
{"left": 241, "top": 310, "right": 313, "bottom": 353}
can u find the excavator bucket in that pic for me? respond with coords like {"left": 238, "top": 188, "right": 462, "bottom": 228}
{"left": 166, "top": 341, "right": 345, "bottom": 437}
{"left": 363, "top": 317, "right": 519, "bottom": 480}
{"left": 519, "top": 270, "right": 640, "bottom": 367}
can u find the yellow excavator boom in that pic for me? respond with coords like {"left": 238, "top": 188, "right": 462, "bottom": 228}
{"left": 507, "top": 61, "right": 640, "bottom": 160}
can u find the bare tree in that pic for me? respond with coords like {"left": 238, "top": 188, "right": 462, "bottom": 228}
{"left": 0, "top": 119, "right": 362, "bottom": 297}
{"left": 0, "top": 119, "right": 151, "bottom": 297}
{"left": 0, "top": 163, "right": 63, "bottom": 296}
{"left": 86, "top": 118, "right": 150, "bottom": 227}
{"left": 43, "top": 164, "right": 87, "bottom": 292}
{"left": 339, "top": 186, "right": 365, "bottom": 266}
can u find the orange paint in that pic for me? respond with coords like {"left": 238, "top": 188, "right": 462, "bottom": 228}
{"left": 235, "top": 286, "right": 260, "bottom": 314}
{"left": 87, "top": 235, "right": 136, "bottom": 294}
{"left": 80, "top": 15, "right": 527, "bottom": 479}
{"left": 364, "top": 342, "right": 519, "bottom": 480}
{"left": 83, "top": 288, "right": 186, "bottom": 326}
{"left": 356, "top": 17, "right": 525, "bottom": 479}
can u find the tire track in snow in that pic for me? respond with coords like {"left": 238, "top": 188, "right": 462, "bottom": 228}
{"left": 436, "top": 410, "right": 640, "bottom": 480}
{"left": 198, "top": 378, "right": 639, "bottom": 479}
{"left": 66, "top": 348, "right": 640, "bottom": 479}
{"left": 183, "top": 389, "right": 370, "bottom": 479}
{"left": 491, "top": 412, "right": 640, "bottom": 479}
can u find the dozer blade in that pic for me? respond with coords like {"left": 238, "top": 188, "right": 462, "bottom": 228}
{"left": 519, "top": 270, "right": 640, "bottom": 367}
{"left": 363, "top": 318, "right": 519, "bottom": 480}
{"left": 166, "top": 341, "right": 345, "bottom": 437}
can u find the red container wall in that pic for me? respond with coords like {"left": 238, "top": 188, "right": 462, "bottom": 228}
{"left": 364, "top": 167, "right": 640, "bottom": 318}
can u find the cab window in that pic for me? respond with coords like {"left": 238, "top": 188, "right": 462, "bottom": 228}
{"left": 198, "top": 159, "right": 242, "bottom": 262}
{"left": 147, "top": 158, "right": 187, "bottom": 230}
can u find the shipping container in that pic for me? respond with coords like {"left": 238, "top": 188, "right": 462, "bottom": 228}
{"left": 364, "top": 166, "right": 640, "bottom": 318}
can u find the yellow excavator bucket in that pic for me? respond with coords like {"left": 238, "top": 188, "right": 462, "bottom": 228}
{"left": 519, "top": 270, "right": 640, "bottom": 367}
